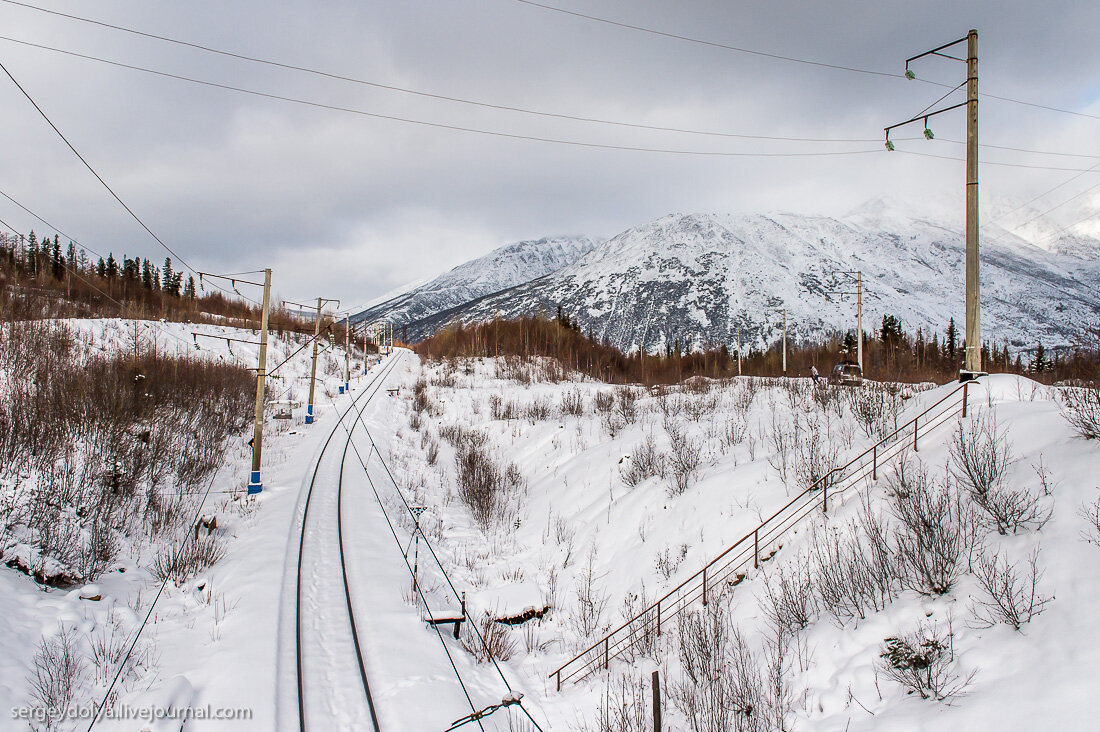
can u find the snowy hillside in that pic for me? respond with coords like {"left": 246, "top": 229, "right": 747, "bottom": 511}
{"left": 353, "top": 235, "right": 600, "bottom": 329}
{"left": 389, "top": 204, "right": 1100, "bottom": 353}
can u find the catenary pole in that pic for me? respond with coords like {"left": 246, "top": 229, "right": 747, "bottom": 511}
{"left": 248, "top": 268, "right": 271, "bottom": 493}
{"left": 305, "top": 297, "right": 322, "bottom": 424}
{"left": 344, "top": 313, "right": 351, "bottom": 392}
{"left": 782, "top": 308, "right": 787, "bottom": 375}
{"left": 964, "top": 29, "right": 981, "bottom": 375}
{"left": 856, "top": 270, "right": 863, "bottom": 370}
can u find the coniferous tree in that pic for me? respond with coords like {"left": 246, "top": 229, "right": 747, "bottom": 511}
{"left": 1033, "top": 341, "right": 1046, "bottom": 373}
{"left": 51, "top": 238, "right": 63, "bottom": 280}
{"left": 184, "top": 275, "right": 196, "bottom": 299}
{"left": 944, "top": 318, "right": 958, "bottom": 362}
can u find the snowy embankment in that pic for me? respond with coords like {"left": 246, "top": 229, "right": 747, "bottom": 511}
{"left": 371, "top": 357, "right": 1098, "bottom": 731}
{"left": 0, "top": 318, "right": 366, "bottom": 732}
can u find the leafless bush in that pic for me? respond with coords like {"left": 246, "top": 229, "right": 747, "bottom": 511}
{"left": 887, "top": 465, "right": 977, "bottom": 596}
{"left": 581, "top": 673, "right": 649, "bottom": 732}
{"left": 949, "top": 413, "right": 1014, "bottom": 500}
{"left": 810, "top": 518, "right": 899, "bottom": 624}
{"left": 489, "top": 393, "right": 518, "bottom": 420}
{"left": 1061, "top": 384, "right": 1100, "bottom": 439}
{"left": 761, "top": 561, "right": 818, "bottom": 636}
{"left": 621, "top": 435, "right": 664, "bottom": 488}
{"left": 765, "top": 411, "right": 797, "bottom": 487}
{"left": 878, "top": 622, "right": 974, "bottom": 702}
{"left": 460, "top": 612, "right": 517, "bottom": 662}
{"left": 524, "top": 396, "right": 553, "bottom": 423}
{"left": 793, "top": 424, "right": 839, "bottom": 493}
{"left": 665, "top": 421, "right": 702, "bottom": 496}
{"left": 950, "top": 414, "right": 1048, "bottom": 535}
{"left": 412, "top": 378, "right": 431, "bottom": 412}
{"left": 27, "top": 626, "right": 88, "bottom": 732}
{"left": 89, "top": 610, "right": 154, "bottom": 689}
{"left": 151, "top": 532, "right": 227, "bottom": 584}
{"left": 1080, "top": 489, "right": 1100, "bottom": 545}
{"left": 570, "top": 547, "right": 610, "bottom": 640}
{"left": 654, "top": 544, "right": 687, "bottom": 580}
{"left": 454, "top": 439, "right": 513, "bottom": 528}
{"left": 719, "top": 417, "right": 747, "bottom": 451}
{"left": 594, "top": 390, "right": 615, "bottom": 414}
{"left": 971, "top": 548, "right": 1052, "bottom": 630}
{"left": 673, "top": 605, "right": 792, "bottom": 732}
{"left": 408, "top": 410, "right": 423, "bottom": 431}
{"left": 560, "top": 388, "right": 585, "bottom": 416}
{"left": 615, "top": 387, "right": 639, "bottom": 424}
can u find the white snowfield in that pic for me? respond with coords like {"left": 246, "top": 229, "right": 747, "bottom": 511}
{"left": 2, "top": 330, "right": 1098, "bottom": 731}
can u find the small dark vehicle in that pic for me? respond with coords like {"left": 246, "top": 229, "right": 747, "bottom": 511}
{"left": 827, "top": 361, "right": 864, "bottom": 387}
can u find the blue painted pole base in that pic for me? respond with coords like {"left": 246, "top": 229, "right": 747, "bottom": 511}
{"left": 305, "top": 404, "right": 314, "bottom": 424}
{"left": 344, "top": 382, "right": 350, "bottom": 392}
{"left": 247, "top": 470, "right": 262, "bottom": 494}
{"left": 338, "top": 385, "right": 345, "bottom": 394}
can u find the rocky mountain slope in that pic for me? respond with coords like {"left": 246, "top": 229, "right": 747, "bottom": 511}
{"left": 361, "top": 204, "right": 1100, "bottom": 353}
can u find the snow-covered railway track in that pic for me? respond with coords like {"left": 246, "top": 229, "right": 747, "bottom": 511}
{"left": 292, "top": 353, "right": 403, "bottom": 732}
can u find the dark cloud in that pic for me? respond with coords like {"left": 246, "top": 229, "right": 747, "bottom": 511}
{"left": 1, "top": 0, "right": 1097, "bottom": 308}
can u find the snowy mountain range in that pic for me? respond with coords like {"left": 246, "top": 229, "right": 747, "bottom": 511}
{"left": 356, "top": 201, "right": 1100, "bottom": 352}
{"left": 352, "top": 235, "right": 600, "bottom": 328}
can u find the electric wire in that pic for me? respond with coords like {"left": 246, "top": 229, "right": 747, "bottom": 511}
{"left": 0, "top": 1, "right": 925, "bottom": 144}
{"left": 508, "top": 0, "right": 1100, "bottom": 122}
{"left": 0, "top": 57, "right": 250, "bottom": 303}
{"left": 894, "top": 149, "right": 1100, "bottom": 173}
{"left": 335, "top": 362, "right": 545, "bottom": 731}
{"left": 0, "top": 36, "right": 884, "bottom": 159}
{"left": 87, "top": 461, "right": 226, "bottom": 731}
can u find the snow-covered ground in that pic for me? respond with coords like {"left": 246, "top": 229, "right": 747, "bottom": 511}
{"left": 3, "top": 335, "right": 1098, "bottom": 731}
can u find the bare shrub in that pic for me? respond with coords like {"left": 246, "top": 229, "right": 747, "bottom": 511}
{"left": 887, "top": 465, "right": 977, "bottom": 596}
{"left": 151, "top": 532, "right": 227, "bottom": 584}
{"left": 570, "top": 547, "right": 610, "bottom": 640}
{"left": 765, "top": 410, "right": 797, "bottom": 487}
{"left": 621, "top": 435, "right": 664, "bottom": 488}
{"left": 719, "top": 417, "right": 747, "bottom": 451}
{"left": 1080, "top": 489, "right": 1100, "bottom": 545}
{"left": 1061, "top": 384, "right": 1100, "bottom": 439}
{"left": 460, "top": 612, "right": 516, "bottom": 662}
{"left": 27, "top": 626, "right": 88, "bottom": 732}
{"left": 408, "top": 410, "right": 423, "bottom": 431}
{"left": 412, "top": 378, "right": 431, "bottom": 412}
{"left": 594, "top": 390, "right": 615, "bottom": 414}
{"left": 666, "top": 420, "right": 702, "bottom": 496}
{"left": 761, "top": 561, "right": 818, "bottom": 636}
{"left": 524, "top": 396, "right": 553, "bottom": 423}
{"left": 949, "top": 413, "right": 1014, "bottom": 500}
{"left": 581, "top": 674, "right": 649, "bottom": 732}
{"left": 878, "top": 623, "right": 974, "bottom": 702}
{"left": 971, "top": 548, "right": 1052, "bottom": 630}
{"left": 793, "top": 424, "right": 839, "bottom": 493}
{"left": 489, "top": 393, "right": 518, "bottom": 420}
{"left": 810, "top": 517, "right": 899, "bottom": 624}
{"left": 673, "top": 605, "right": 792, "bottom": 732}
{"left": 560, "top": 388, "right": 585, "bottom": 416}
{"left": 950, "top": 414, "right": 1048, "bottom": 535}
{"left": 454, "top": 440, "right": 507, "bottom": 528}
{"left": 615, "top": 387, "right": 639, "bottom": 424}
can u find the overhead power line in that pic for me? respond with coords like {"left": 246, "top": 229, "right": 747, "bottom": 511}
{"left": 509, "top": 0, "right": 1100, "bottom": 122}
{"left": 0, "top": 37, "right": 888, "bottom": 158}
{"left": 0, "top": 0, "right": 903, "bottom": 145}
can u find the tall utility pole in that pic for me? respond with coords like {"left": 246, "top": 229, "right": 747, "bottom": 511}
{"left": 736, "top": 324, "right": 742, "bottom": 376}
{"left": 306, "top": 297, "right": 322, "bottom": 424}
{"left": 964, "top": 29, "right": 980, "bottom": 376}
{"left": 248, "top": 268, "right": 272, "bottom": 494}
{"left": 856, "top": 271, "right": 863, "bottom": 370}
{"left": 344, "top": 313, "right": 351, "bottom": 393}
{"left": 887, "top": 29, "right": 981, "bottom": 378}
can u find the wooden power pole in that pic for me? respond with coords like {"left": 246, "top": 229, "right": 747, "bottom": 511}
{"left": 856, "top": 271, "right": 863, "bottom": 370}
{"left": 248, "top": 268, "right": 271, "bottom": 494}
{"left": 306, "top": 297, "right": 322, "bottom": 424}
{"left": 782, "top": 308, "right": 787, "bottom": 375}
{"left": 344, "top": 313, "right": 351, "bottom": 393}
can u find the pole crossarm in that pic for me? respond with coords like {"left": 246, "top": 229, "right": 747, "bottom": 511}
{"left": 885, "top": 101, "right": 967, "bottom": 135}
{"left": 196, "top": 271, "right": 265, "bottom": 289}
{"left": 191, "top": 332, "right": 262, "bottom": 346}
{"left": 905, "top": 36, "right": 968, "bottom": 68}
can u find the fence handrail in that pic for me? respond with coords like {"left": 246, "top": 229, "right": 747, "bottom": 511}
{"left": 550, "top": 380, "right": 970, "bottom": 685}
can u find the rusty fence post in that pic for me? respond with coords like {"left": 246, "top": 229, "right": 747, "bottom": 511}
{"left": 604, "top": 637, "right": 609, "bottom": 670}
{"left": 652, "top": 670, "right": 662, "bottom": 732}
{"left": 754, "top": 529, "right": 760, "bottom": 569}
{"left": 962, "top": 381, "right": 969, "bottom": 418}
{"left": 702, "top": 567, "right": 708, "bottom": 605}
{"left": 913, "top": 417, "right": 919, "bottom": 452}
{"left": 656, "top": 600, "right": 661, "bottom": 636}
{"left": 556, "top": 669, "right": 561, "bottom": 692}
{"left": 872, "top": 444, "right": 877, "bottom": 481}
{"left": 822, "top": 475, "right": 828, "bottom": 514}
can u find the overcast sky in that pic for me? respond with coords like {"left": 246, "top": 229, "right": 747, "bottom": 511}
{"left": 1, "top": 0, "right": 1097, "bottom": 309}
